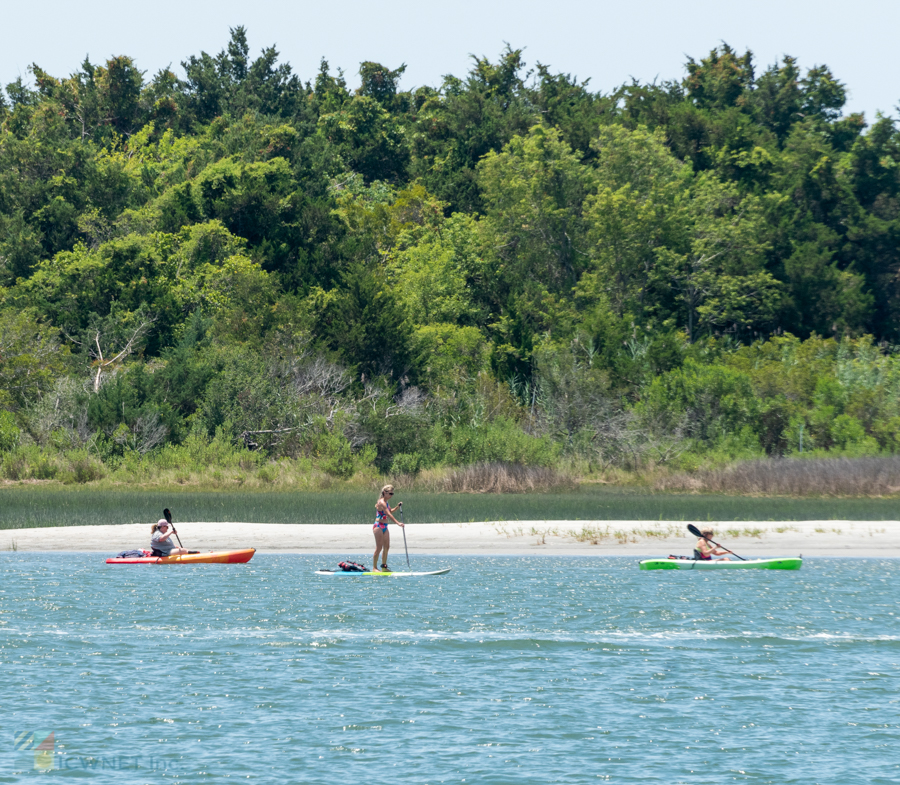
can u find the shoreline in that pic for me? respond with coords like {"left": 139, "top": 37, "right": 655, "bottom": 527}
{"left": 2, "top": 520, "right": 898, "bottom": 557}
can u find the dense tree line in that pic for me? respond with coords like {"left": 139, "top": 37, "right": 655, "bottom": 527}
{"left": 1, "top": 30, "right": 899, "bottom": 482}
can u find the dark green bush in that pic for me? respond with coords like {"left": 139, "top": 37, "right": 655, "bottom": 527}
{"left": 63, "top": 450, "right": 106, "bottom": 484}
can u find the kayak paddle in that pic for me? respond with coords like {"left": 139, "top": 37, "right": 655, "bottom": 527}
{"left": 163, "top": 508, "right": 183, "bottom": 549}
{"left": 399, "top": 503, "right": 410, "bottom": 569}
{"left": 163, "top": 508, "right": 198, "bottom": 553}
{"left": 687, "top": 523, "right": 746, "bottom": 561}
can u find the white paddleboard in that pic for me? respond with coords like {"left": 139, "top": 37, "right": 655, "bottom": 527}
{"left": 315, "top": 568, "right": 451, "bottom": 577}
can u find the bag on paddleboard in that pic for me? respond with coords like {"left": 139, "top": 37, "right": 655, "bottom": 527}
{"left": 338, "top": 561, "right": 367, "bottom": 572}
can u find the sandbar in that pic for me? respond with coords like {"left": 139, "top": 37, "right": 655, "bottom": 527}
{"left": 3, "top": 520, "right": 898, "bottom": 557}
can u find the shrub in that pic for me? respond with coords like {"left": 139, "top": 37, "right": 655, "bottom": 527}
{"left": 256, "top": 465, "right": 278, "bottom": 483}
{"left": 428, "top": 418, "right": 558, "bottom": 467}
{"left": 63, "top": 450, "right": 106, "bottom": 484}
{"left": 316, "top": 430, "right": 355, "bottom": 479}
{"left": 0, "top": 411, "right": 21, "bottom": 452}
{"left": 830, "top": 415, "right": 878, "bottom": 455}
{"left": 638, "top": 360, "right": 759, "bottom": 444}
{"left": 2, "top": 449, "right": 28, "bottom": 480}
{"left": 357, "top": 400, "right": 427, "bottom": 472}
{"left": 411, "top": 324, "right": 490, "bottom": 387}
{"left": 390, "top": 452, "right": 424, "bottom": 476}
{"left": 153, "top": 429, "right": 258, "bottom": 472}
{"left": 0, "top": 444, "right": 63, "bottom": 481}
{"left": 24, "top": 445, "right": 61, "bottom": 480}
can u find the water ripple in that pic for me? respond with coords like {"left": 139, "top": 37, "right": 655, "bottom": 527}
{"left": 0, "top": 554, "right": 898, "bottom": 783}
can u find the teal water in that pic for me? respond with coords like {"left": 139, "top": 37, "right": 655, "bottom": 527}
{"left": 1, "top": 555, "right": 898, "bottom": 783}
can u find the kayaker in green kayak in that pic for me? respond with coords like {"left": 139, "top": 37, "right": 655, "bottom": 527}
{"left": 151, "top": 519, "right": 189, "bottom": 558}
{"left": 373, "top": 484, "right": 403, "bottom": 572}
{"left": 694, "top": 529, "right": 732, "bottom": 561}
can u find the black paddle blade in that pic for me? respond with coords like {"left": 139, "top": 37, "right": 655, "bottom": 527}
{"left": 163, "top": 507, "right": 184, "bottom": 549}
{"left": 687, "top": 524, "right": 703, "bottom": 538}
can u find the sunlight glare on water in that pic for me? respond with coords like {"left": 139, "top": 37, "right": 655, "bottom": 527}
{"left": 1, "top": 554, "right": 898, "bottom": 783}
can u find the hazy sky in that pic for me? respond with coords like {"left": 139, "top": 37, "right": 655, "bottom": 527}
{"left": 4, "top": 0, "right": 897, "bottom": 121}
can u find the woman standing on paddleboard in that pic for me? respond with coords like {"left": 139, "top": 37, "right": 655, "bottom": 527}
{"left": 373, "top": 484, "right": 403, "bottom": 572}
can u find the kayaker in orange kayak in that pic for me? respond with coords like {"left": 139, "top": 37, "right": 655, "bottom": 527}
{"left": 151, "top": 519, "right": 189, "bottom": 557}
{"left": 373, "top": 484, "right": 403, "bottom": 572}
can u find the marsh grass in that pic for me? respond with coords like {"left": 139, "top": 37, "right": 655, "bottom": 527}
{"left": 570, "top": 526, "right": 611, "bottom": 544}
{"left": 425, "top": 463, "right": 577, "bottom": 494}
{"left": 725, "top": 527, "right": 765, "bottom": 539}
{"left": 528, "top": 525, "right": 560, "bottom": 544}
{"left": 572, "top": 524, "right": 687, "bottom": 544}
{"left": 492, "top": 524, "right": 526, "bottom": 539}
{"left": 657, "top": 456, "right": 900, "bottom": 497}
{"left": 573, "top": 526, "right": 615, "bottom": 544}
{"left": 2, "top": 485, "right": 899, "bottom": 530}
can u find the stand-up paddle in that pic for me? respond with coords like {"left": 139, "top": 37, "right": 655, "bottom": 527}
{"left": 687, "top": 524, "right": 746, "bottom": 561}
{"left": 400, "top": 503, "right": 410, "bottom": 568}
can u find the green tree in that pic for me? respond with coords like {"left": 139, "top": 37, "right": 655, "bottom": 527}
{"left": 782, "top": 238, "right": 872, "bottom": 335}
{"left": 654, "top": 174, "right": 776, "bottom": 340}
{"left": 474, "top": 125, "right": 597, "bottom": 374}
{"left": 309, "top": 262, "right": 413, "bottom": 380}
{"left": 318, "top": 94, "right": 409, "bottom": 183}
{"left": 580, "top": 125, "right": 690, "bottom": 319}
{"left": 387, "top": 212, "right": 481, "bottom": 326}
{"left": 408, "top": 47, "right": 537, "bottom": 212}
{"left": 685, "top": 45, "right": 755, "bottom": 112}
{"left": 0, "top": 308, "right": 66, "bottom": 412}
{"left": 478, "top": 126, "right": 593, "bottom": 305}
{"left": 358, "top": 62, "right": 407, "bottom": 110}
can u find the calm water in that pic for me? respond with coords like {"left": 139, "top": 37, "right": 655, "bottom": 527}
{"left": 1, "top": 554, "right": 898, "bottom": 784}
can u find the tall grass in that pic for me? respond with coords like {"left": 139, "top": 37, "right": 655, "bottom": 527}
{"left": 2, "top": 485, "right": 899, "bottom": 530}
{"left": 416, "top": 462, "right": 576, "bottom": 493}
{"left": 1, "top": 446, "right": 578, "bottom": 495}
{"left": 656, "top": 456, "right": 900, "bottom": 497}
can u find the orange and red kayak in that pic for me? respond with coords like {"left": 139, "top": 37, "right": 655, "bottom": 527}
{"left": 106, "top": 549, "right": 256, "bottom": 565}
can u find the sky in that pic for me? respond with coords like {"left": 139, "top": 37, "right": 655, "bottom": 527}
{"left": 4, "top": 0, "right": 898, "bottom": 122}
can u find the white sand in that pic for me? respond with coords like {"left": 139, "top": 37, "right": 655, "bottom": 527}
{"left": 3, "top": 520, "right": 899, "bottom": 557}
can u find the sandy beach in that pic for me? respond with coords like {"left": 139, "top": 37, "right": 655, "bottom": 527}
{"left": 3, "top": 519, "right": 899, "bottom": 557}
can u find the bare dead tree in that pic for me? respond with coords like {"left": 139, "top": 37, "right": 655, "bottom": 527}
{"left": 386, "top": 386, "right": 427, "bottom": 417}
{"left": 65, "top": 316, "right": 155, "bottom": 393}
{"left": 287, "top": 354, "right": 352, "bottom": 399}
{"left": 238, "top": 422, "right": 314, "bottom": 451}
{"left": 27, "top": 376, "right": 92, "bottom": 446}
{"left": 130, "top": 412, "right": 169, "bottom": 454}
{"left": 588, "top": 410, "right": 688, "bottom": 471}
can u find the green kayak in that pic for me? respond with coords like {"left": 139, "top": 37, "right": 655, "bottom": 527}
{"left": 640, "top": 557, "right": 802, "bottom": 571}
